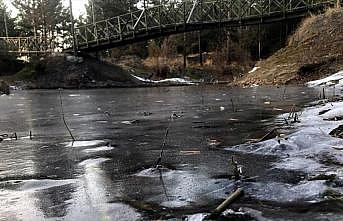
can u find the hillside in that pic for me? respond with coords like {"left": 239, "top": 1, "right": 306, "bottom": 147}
{"left": 236, "top": 7, "right": 343, "bottom": 86}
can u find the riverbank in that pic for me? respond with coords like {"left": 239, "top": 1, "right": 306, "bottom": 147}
{"left": 236, "top": 7, "right": 343, "bottom": 86}
{"left": 107, "top": 53, "right": 253, "bottom": 83}
{"left": 0, "top": 54, "right": 200, "bottom": 91}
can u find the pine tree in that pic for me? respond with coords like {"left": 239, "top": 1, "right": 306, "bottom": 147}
{"left": 85, "top": 0, "right": 139, "bottom": 23}
{"left": 13, "top": 0, "right": 69, "bottom": 38}
{"left": 0, "top": 0, "right": 15, "bottom": 37}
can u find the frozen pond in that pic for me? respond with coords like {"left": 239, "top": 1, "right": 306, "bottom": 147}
{"left": 1, "top": 85, "right": 338, "bottom": 220}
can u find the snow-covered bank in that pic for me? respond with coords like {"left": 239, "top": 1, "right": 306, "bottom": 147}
{"left": 232, "top": 101, "right": 343, "bottom": 172}
{"left": 228, "top": 71, "right": 343, "bottom": 206}
{"left": 131, "top": 74, "right": 195, "bottom": 85}
{"left": 307, "top": 70, "right": 343, "bottom": 87}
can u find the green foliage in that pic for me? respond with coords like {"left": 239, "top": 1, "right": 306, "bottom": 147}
{"left": 85, "top": 0, "right": 139, "bottom": 23}
{"left": 12, "top": 0, "right": 70, "bottom": 48}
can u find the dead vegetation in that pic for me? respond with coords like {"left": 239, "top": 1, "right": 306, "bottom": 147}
{"left": 236, "top": 7, "right": 343, "bottom": 86}
{"left": 0, "top": 80, "right": 9, "bottom": 95}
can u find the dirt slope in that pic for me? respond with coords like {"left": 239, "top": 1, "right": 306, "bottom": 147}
{"left": 236, "top": 8, "right": 343, "bottom": 86}
{"left": 3, "top": 54, "right": 139, "bottom": 89}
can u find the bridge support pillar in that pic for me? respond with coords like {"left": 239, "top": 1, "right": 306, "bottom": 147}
{"left": 183, "top": 32, "right": 187, "bottom": 72}
{"left": 258, "top": 24, "right": 261, "bottom": 60}
{"left": 198, "top": 31, "right": 203, "bottom": 66}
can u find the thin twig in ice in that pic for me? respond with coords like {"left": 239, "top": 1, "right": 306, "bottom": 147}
{"left": 59, "top": 89, "right": 75, "bottom": 142}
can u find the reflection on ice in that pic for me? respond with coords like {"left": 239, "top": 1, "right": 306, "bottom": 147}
{"left": 135, "top": 167, "right": 176, "bottom": 177}
{"left": 82, "top": 146, "right": 114, "bottom": 153}
{"left": 17, "top": 179, "right": 76, "bottom": 192}
{"left": 65, "top": 140, "right": 107, "bottom": 147}
{"left": 78, "top": 158, "right": 111, "bottom": 167}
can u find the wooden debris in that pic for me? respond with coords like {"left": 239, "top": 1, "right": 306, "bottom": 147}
{"left": 206, "top": 188, "right": 244, "bottom": 220}
{"left": 329, "top": 125, "right": 343, "bottom": 139}
{"left": 0, "top": 134, "right": 8, "bottom": 142}
{"left": 258, "top": 128, "right": 278, "bottom": 142}
{"left": 231, "top": 156, "right": 242, "bottom": 181}
{"left": 331, "top": 146, "right": 343, "bottom": 151}
{"left": 10, "top": 133, "right": 17, "bottom": 140}
{"left": 154, "top": 128, "right": 169, "bottom": 168}
{"left": 308, "top": 173, "right": 336, "bottom": 181}
{"left": 319, "top": 109, "right": 331, "bottom": 115}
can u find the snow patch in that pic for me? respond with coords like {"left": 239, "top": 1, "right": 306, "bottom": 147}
{"left": 245, "top": 180, "right": 326, "bottom": 202}
{"left": 249, "top": 66, "right": 260, "bottom": 74}
{"left": 131, "top": 74, "right": 195, "bottom": 85}
{"left": 230, "top": 98, "right": 343, "bottom": 176}
{"left": 307, "top": 70, "right": 343, "bottom": 87}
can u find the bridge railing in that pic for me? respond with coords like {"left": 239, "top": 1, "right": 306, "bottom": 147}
{"left": 0, "top": 37, "right": 56, "bottom": 55}
{"left": 74, "top": 0, "right": 336, "bottom": 50}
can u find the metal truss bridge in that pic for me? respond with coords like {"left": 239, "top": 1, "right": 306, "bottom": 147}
{"left": 0, "top": 37, "right": 55, "bottom": 55}
{"left": 0, "top": 0, "right": 339, "bottom": 54}
{"left": 70, "top": 0, "right": 337, "bottom": 53}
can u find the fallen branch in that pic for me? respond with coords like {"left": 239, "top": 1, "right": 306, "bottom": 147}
{"left": 206, "top": 188, "right": 244, "bottom": 220}
{"left": 59, "top": 89, "right": 75, "bottom": 142}
{"left": 331, "top": 146, "right": 343, "bottom": 151}
{"left": 154, "top": 127, "right": 169, "bottom": 168}
{"left": 258, "top": 128, "right": 278, "bottom": 142}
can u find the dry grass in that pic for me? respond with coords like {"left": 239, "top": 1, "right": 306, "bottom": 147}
{"left": 236, "top": 7, "right": 343, "bottom": 86}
